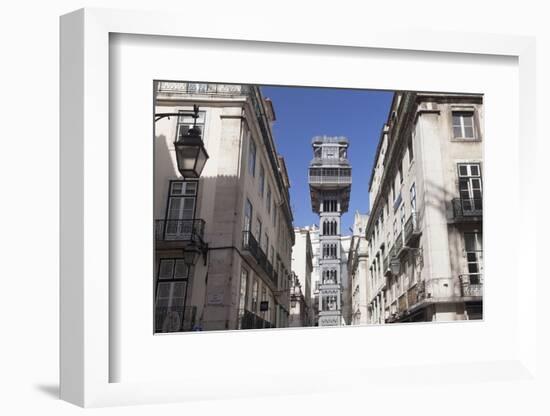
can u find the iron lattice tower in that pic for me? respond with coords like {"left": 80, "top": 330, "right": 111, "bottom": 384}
{"left": 308, "top": 136, "right": 352, "bottom": 326}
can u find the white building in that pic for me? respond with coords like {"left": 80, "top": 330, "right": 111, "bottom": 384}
{"left": 365, "top": 92, "right": 483, "bottom": 324}
{"left": 154, "top": 82, "right": 295, "bottom": 332}
{"left": 347, "top": 211, "right": 369, "bottom": 325}
{"left": 291, "top": 227, "right": 314, "bottom": 326}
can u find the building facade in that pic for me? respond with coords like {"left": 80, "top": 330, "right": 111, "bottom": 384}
{"left": 365, "top": 92, "right": 483, "bottom": 324}
{"left": 289, "top": 272, "right": 309, "bottom": 327}
{"left": 308, "top": 136, "right": 352, "bottom": 326}
{"left": 291, "top": 227, "right": 314, "bottom": 326}
{"left": 347, "top": 211, "right": 370, "bottom": 325}
{"left": 154, "top": 82, "right": 295, "bottom": 332}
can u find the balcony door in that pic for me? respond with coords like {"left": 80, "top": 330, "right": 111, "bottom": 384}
{"left": 165, "top": 181, "right": 197, "bottom": 239}
{"left": 458, "top": 163, "right": 482, "bottom": 214}
{"left": 464, "top": 232, "right": 483, "bottom": 284}
{"left": 155, "top": 259, "right": 192, "bottom": 333}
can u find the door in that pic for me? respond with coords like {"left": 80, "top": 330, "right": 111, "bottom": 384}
{"left": 458, "top": 164, "right": 482, "bottom": 214}
{"left": 464, "top": 232, "right": 483, "bottom": 284}
{"left": 165, "top": 181, "right": 197, "bottom": 239}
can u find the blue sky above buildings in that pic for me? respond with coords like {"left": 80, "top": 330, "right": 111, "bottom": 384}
{"left": 261, "top": 86, "right": 394, "bottom": 233}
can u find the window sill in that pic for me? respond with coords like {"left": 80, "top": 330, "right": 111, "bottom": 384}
{"left": 450, "top": 137, "right": 482, "bottom": 142}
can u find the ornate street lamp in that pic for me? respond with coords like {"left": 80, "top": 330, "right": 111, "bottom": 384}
{"left": 174, "top": 105, "right": 209, "bottom": 178}
{"left": 390, "top": 258, "right": 401, "bottom": 276}
{"left": 183, "top": 245, "right": 202, "bottom": 267}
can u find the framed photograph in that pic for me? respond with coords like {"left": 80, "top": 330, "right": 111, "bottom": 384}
{"left": 60, "top": 7, "right": 539, "bottom": 408}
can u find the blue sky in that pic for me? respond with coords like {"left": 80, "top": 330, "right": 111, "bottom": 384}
{"left": 261, "top": 86, "right": 394, "bottom": 233}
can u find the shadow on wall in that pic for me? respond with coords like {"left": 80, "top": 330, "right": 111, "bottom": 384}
{"left": 154, "top": 134, "right": 179, "bottom": 178}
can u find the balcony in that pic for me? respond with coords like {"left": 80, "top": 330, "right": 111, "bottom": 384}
{"left": 240, "top": 309, "right": 274, "bottom": 329}
{"left": 416, "top": 277, "right": 462, "bottom": 302}
{"left": 451, "top": 198, "right": 483, "bottom": 222}
{"left": 395, "top": 231, "right": 404, "bottom": 255}
{"left": 459, "top": 274, "right": 483, "bottom": 298}
{"left": 242, "top": 231, "right": 278, "bottom": 288}
{"left": 398, "top": 294, "right": 408, "bottom": 313}
{"left": 155, "top": 219, "right": 206, "bottom": 249}
{"left": 383, "top": 255, "right": 390, "bottom": 276}
{"left": 404, "top": 212, "right": 421, "bottom": 246}
{"left": 154, "top": 305, "right": 197, "bottom": 333}
{"left": 407, "top": 284, "right": 420, "bottom": 308}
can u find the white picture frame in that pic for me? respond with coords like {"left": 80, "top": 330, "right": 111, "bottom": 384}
{"left": 60, "top": 7, "right": 540, "bottom": 408}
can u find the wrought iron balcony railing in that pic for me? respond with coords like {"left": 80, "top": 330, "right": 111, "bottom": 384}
{"left": 404, "top": 211, "right": 421, "bottom": 245}
{"left": 407, "top": 284, "right": 420, "bottom": 307}
{"left": 240, "top": 309, "right": 274, "bottom": 329}
{"left": 452, "top": 198, "right": 483, "bottom": 220}
{"left": 398, "top": 294, "right": 408, "bottom": 313}
{"left": 155, "top": 219, "right": 205, "bottom": 243}
{"left": 395, "top": 231, "right": 404, "bottom": 253}
{"left": 154, "top": 305, "right": 197, "bottom": 333}
{"left": 459, "top": 274, "right": 483, "bottom": 297}
{"left": 242, "top": 231, "right": 278, "bottom": 287}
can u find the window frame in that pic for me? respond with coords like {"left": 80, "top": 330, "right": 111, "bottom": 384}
{"left": 247, "top": 132, "right": 257, "bottom": 177}
{"left": 451, "top": 108, "right": 479, "bottom": 141}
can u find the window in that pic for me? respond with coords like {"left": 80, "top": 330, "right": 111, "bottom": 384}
{"left": 158, "top": 258, "right": 190, "bottom": 281}
{"left": 238, "top": 268, "right": 249, "bottom": 328}
{"left": 244, "top": 199, "right": 253, "bottom": 231}
{"left": 266, "top": 185, "right": 271, "bottom": 214}
{"left": 400, "top": 203, "right": 405, "bottom": 230}
{"left": 155, "top": 258, "right": 192, "bottom": 333}
{"left": 323, "top": 219, "right": 338, "bottom": 236}
{"left": 458, "top": 163, "right": 482, "bottom": 212}
{"left": 261, "top": 286, "right": 267, "bottom": 318}
{"left": 264, "top": 233, "right": 269, "bottom": 256}
{"left": 251, "top": 279, "right": 259, "bottom": 313}
{"left": 410, "top": 183, "right": 417, "bottom": 212}
{"left": 177, "top": 110, "right": 206, "bottom": 141}
{"left": 322, "top": 243, "right": 337, "bottom": 259}
{"left": 165, "top": 181, "right": 197, "bottom": 238}
{"left": 272, "top": 206, "right": 276, "bottom": 227}
{"left": 259, "top": 164, "right": 265, "bottom": 197}
{"left": 256, "top": 218, "right": 262, "bottom": 245}
{"left": 323, "top": 199, "right": 337, "bottom": 212}
{"left": 248, "top": 133, "right": 256, "bottom": 176}
{"left": 408, "top": 137, "right": 414, "bottom": 163}
{"left": 398, "top": 163, "right": 403, "bottom": 184}
{"left": 452, "top": 111, "right": 476, "bottom": 139}
{"left": 464, "top": 232, "right": 483, "bottom": 284}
